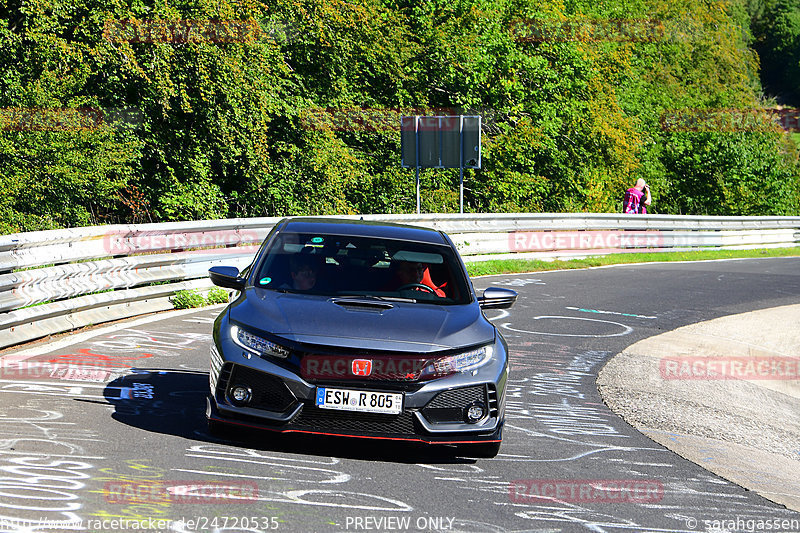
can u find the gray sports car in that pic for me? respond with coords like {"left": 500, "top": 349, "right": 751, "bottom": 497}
{"left": 206, "top": 218, "right": 517, "bottom": 457}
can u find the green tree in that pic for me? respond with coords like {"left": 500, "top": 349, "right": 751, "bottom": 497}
{"left": 1, "top": 0, "right": 798, "bottom": 233}
{"left": 751, "top": 0, "right": 800, "bottom": 104}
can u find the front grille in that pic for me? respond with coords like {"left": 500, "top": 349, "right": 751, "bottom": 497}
{"left": 300, "top": 354, "right": 431, "bottom": 385}
{"left": 287, "top": 405, "right": 417, "bottom": 436}
{"left": 303, "top": 380, "right": 422, "bottom": 393}
{"left": 421, "top": 385, "right": 487, "bottom": 424}
{"left": 425, "top": 385, "right": 486, "bottom": 408}
{"left": 227, "top": 365, "right": 297, "bottom": 413}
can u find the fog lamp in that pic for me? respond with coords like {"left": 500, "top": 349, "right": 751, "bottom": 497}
{"left": 465, "top": 402, "right": 486, "bottom": 423}
{"left": 231, "top": 385, "right": 252, "bottom": 405}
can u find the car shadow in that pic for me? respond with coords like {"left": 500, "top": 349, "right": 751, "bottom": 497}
{"left": 91, "top": 369, "right": 477, "bottom": 465}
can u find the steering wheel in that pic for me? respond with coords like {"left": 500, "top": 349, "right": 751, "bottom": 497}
{"left": 397, "top": 283, "right": 435, "bottom": 293}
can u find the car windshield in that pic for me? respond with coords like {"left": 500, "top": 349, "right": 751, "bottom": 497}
{"left": 253, "top": 232, "right": 471, "bottom": 304}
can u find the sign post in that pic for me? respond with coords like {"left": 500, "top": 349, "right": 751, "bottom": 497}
{"left": 401, "top": 115, "right": 481, "bottom": 214}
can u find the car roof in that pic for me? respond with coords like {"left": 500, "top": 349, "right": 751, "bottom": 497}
{"left": 278, "top": 217, "right": 449, "bottom": 245}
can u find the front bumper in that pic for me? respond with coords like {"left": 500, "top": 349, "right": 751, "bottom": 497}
{"left": 206, "top": 394, "right": 503, "bottom": 444}
{"left": 208, "top": 331, "right": 508, "bottom": 445}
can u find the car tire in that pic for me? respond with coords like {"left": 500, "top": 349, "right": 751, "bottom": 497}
{"left": 460, "top": 441, "right": 501, "bottom": 458}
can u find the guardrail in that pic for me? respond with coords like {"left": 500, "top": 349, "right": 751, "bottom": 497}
{"left": 1, "top": 213, "right": 799, "bottom": 350}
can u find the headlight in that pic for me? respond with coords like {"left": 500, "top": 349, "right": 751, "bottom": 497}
{"left": 421, "top": 345, "right": 493, "bottom": 379}
{"left": 230, "top": 325, "right": 290, "bottom": 359}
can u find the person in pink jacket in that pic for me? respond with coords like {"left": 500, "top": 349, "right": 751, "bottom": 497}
{"left": 623, "top": 178, "right": 652, "bottom": 214}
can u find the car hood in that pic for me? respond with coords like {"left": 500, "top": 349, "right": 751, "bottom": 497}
{"left": 228, "top": 288, "right": 495, "bottom": 353}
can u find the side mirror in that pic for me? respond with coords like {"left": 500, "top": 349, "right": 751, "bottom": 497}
{"left": 478, "top": 287, "right": 517, "bottom": 309}
{"left": 209, "top": 266, "right": 246, "bottom": 291}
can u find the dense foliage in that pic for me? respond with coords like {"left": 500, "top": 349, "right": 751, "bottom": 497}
{"left": 751, "top": 0, "right": 800, "bottom": 105}
{"left": 1, "top": 0, "right": 799, "bottom": 233}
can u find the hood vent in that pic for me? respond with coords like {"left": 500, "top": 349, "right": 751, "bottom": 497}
{"left": 331, "top": 298, "right": 394, "bottom": 312}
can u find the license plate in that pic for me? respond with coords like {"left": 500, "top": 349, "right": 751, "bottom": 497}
{"left": 315, "top": 387, "right": 403, "bottom": 415}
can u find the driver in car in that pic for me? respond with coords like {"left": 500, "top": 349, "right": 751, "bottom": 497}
{"left": 282, "top": 253, "right": 320, "bottom": 291}
{"left": 391, "top": 260, "right": 446, "bottom": 297}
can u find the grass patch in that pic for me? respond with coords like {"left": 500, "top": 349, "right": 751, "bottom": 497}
{"left": 205, "top": 287, "right": 230, "bottom": 305}
{"left": 171, "top": 289, "right": 207, "bottom": 309}
{"left": 171, "top": 288, "right": 230, "bottom": 309}
{"left": 466, "top": 247, "right": 800, "bottom": 277}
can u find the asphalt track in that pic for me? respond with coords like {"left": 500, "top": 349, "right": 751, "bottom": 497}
{"left": 0, "top": 257, "right": 799, "bottom": 533}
